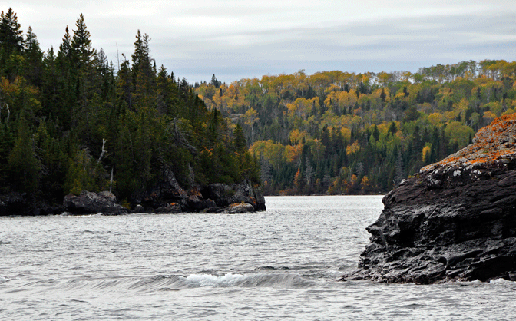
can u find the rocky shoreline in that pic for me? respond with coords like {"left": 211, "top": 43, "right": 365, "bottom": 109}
{"left": 0, "top": 174, "right": 265, "bottom": 216}
{"left": 342, "top": 114, "right": 516, "bottom": 284}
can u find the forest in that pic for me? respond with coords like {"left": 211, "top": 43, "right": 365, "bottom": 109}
{"left": 3, "top": 7, "right": 516, "bottom": 204}
{"left": 0, "top": 9, "right": 260, "bottom": 210}
{"left": 194, "top": 61, "right": 516, "bottom": 195}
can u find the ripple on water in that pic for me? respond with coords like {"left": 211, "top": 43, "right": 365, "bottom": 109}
{"left": 1, "top": 195, "right": 515, "bottom": 320}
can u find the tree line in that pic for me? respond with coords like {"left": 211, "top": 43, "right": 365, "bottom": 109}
{"left": 0, "top": 8, "right": 259, "bottom": 209}
{"left": 195, "top": 62, "right": 516, "bottom": 195}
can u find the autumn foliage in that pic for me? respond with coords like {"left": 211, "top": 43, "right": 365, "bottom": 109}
{"left": 196, "top": 63, "right": 516, "bottom": 195}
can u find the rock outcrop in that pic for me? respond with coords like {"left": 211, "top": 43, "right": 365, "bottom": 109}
{"left": 1, "top": 167, "right": 265, "bottom": 216}
{"left": 64, "top": 190, "right": 128, "bottom": 215}
{"left": 201, "top": 183, "right": 266, "bottom": 212}
{"left": 343, "top": 114, "right": 516, "bottom": 284}
{"left": 136, "top": 170, "right": 265, "bottom": 213}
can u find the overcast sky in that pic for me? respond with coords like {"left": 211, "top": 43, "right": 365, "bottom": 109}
{"left": 6, "top": 0, "right": 516, "bottom": 83}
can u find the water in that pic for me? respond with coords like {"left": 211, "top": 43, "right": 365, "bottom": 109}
{"left": 1, "top": 196, "right": 515, "bottom": 320}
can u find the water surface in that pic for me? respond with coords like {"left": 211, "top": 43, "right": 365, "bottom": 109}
{"left": 1, "top": 196, "right": 514, "bottom": 320}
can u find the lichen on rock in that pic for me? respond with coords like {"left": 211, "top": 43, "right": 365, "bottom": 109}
{"left": 422, "top": 114, "right": 516, "bottom": 172}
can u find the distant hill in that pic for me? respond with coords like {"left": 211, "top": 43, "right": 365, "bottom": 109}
{"left": 194, "top": 62, "right": 516, "bottom": 195}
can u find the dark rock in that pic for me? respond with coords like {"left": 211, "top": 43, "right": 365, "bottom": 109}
{"left": 186, "top": 188, "right": 217, "bottom": 212}
{"left": 155, "top": 203, "right": 182, "bottom": 214}
{"left": 202, "top": 183, "right": 266, "bottom": 212}
{"left": 0, "top": 192, "right": 62, "bottom": 216}
{"left": 139, "top": 170, "right": 266, "bottom": 213}
{"left": 0, "top": 192, "right": 29, "bottom": 216}
{"left": 139, "top": 169, "right": 188, "bottom": 210}
{"left": 132, "top": 204, "right": 145, "bottom": 213}
{"left": 64, "top": 190, "right": 128, "bottom": 215}
{"left": 343, "top": 114, "right": 516, "bottom": 283}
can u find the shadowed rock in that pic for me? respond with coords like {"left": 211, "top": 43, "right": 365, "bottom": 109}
{"left": 342, "top": 114, "right": 516, "bottom": 284}
{"left": 64, "top": 190, "right": 128, "bottom": 215}
{"left": 137, "top": 170, "right": 266, "bottom": 213}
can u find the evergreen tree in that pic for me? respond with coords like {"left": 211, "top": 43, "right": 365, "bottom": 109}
{"left": 0, "top": 8, "right": 23, "bottom": 53}
{"left": 8, "top": 113, "right": 40, "bottom": 194}
{"left": 234, "top": 123, "right": 246, "bottom": 152}
{"left": 131, "top": 30, "right": 155, "bottom": 108}
{"left": 58, "top": 26, "right": 72, "bottom": 60}
{"left": 71, "top": 14, "right": 94, "bottom": 69}
{"left": 22, "top": 26, "right": 44, "bottom": 87}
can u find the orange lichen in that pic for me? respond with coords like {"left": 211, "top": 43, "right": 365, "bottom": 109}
{"left": 421, "top": 114, "right": 516, "bottom": 172}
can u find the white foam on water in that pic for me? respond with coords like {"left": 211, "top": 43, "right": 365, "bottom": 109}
{"left": 186, "top": 273, "right": 245, "bottom": 286}
{"left": 489, "top": 278, "right": 514, "bottom": 284}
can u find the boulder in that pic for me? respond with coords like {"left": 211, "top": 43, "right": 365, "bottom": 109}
{"left": 64, "top": 190, "right": 128, "bottom": 215}
{"left": 226, "top": 202, "right": 255, "bottom": 214}
{"left": 343, "top": 114, "right": 516, "bottom": 283}
{"left": 185, "top": 187, "right": 217, "bottom": 212}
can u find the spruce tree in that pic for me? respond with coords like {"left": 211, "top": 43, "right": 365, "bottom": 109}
{"left": 131, "top": 30, "right": 155, "bottom": 108}
{"left": 58, "top": 26, "right": 72, "bottom": 59}
{"left": 71, "top": 14, "right": 94, "bottom": 69}
{"left": 22, "top": 26, "right": 44, "bottom": 87}
{"left": 0, "top": 8, "right": 23, "bottom": 53}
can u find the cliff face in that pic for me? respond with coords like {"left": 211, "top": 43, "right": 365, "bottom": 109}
{"left": 343, "top": 114, "right": 516, "bottom": 284}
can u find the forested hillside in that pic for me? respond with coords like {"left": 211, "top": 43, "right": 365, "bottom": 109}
{"left": 195, "top": 61, "right": 516, "bottom": 195}
{"left": 0, "top": 9, "right": 259, "bottom": 210}
{"left": 3, "top": 7, "right": 515, "bottom": 203}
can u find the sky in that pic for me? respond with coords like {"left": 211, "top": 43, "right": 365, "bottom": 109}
{"left": 6, "top": 0, "right": 516, "bottom": 83}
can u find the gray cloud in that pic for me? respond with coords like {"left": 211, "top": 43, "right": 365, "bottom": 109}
{"left": 7, "top": 1, "right": 516, "bottom": 82}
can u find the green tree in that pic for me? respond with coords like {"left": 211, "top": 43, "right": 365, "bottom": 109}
{"left": 22, "top": 26, "right": 44, "bottom": 87}
{"left": 0, "top": 8, "right": 23, "bottom": 53}
{"left": 234, "top": 123, "right": 246, "bottom": 152}
{"left": 8, "top": 114, "right": 40, "bottom": 194}
{"left": 71, "top": 13, "right": 94, "bottom": 69}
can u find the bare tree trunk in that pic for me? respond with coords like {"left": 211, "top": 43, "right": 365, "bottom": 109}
{"left": 97, "top": 138, "right": 107, "bottom": 163}
{"left": 110, "top": 167, "right": 114, "bottom": 193}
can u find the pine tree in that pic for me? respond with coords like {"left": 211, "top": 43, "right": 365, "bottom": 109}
{"left": 71, "top": 14, "right": 94, "bottom": 69}
{"left": 54, "top": 26, "right": 75, "bottom": 129}
{"left": 22, "top": 26, "right": 44, "bottom": 86}
{"left": 0, "top": 8, "right": 24, "bottom": 81}
{"left": 58, "top": 26, "right": 72, "bottom": 60}
{"left": 131, "top": 30, "right": 155, "bottom": 108}
{"left": 0, "top": 8, "right": 23, "bottom": 53}
{"left": 0, "top": 122, "right": 14, "bottom": 193}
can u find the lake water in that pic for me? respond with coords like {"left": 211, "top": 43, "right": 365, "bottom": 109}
{"left": 1, "top": 196, "right": 515, "bottom": 320}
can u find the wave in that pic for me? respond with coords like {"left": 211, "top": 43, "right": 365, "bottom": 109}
{"left": 489, "top": 278, "right": 516, "bottom": 284}
{"left": 187, "top": 272, "right": 315, "bottom": 288}
{"left": 186, "top": 273, "right": 246, "bottom": 286}
{"left": 53, "top": 272, "right": 316, "bottom": 293}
